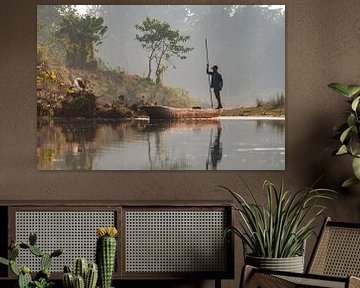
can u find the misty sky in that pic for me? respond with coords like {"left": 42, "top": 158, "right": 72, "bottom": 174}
{"left": 79, "top": 5, "right": 285, "bottom": 107}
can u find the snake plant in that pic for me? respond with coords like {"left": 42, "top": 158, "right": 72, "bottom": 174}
{"left": 222, "top": 178, "right": 335, "bottom": 258}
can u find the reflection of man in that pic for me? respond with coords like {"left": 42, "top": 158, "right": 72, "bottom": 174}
{"left": 206, "top": 64, "right": 223, "bottom": 109}
{"left": 206, "top": 126, "right": 223, "bottom": 170}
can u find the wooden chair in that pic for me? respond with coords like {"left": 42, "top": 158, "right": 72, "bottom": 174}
{"left": 241, "top": 217, "right": 360, "bottom": 288}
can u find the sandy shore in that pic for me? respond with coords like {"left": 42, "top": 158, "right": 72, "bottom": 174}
{"left": 218, "top": 116, "right": 285, "bottom": 120}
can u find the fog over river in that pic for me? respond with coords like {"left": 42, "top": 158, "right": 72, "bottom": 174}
{"left": 94, "top": 5, "right": 285, "bottom": 106}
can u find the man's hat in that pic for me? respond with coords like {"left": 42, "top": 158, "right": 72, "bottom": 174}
{"left": 211, "top": 65, "right": 218, "bottom": 70}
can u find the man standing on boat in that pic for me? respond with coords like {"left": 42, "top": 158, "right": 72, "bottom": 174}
{"left": 206, "top": 64, "right": 223, "bottom": 109}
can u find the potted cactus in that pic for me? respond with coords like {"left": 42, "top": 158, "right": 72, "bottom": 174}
{"left": 62, "top": 258, "right": 98, "bottom": 288}
{"left": 96, "top": 227, "right": 118, "bottom": 288}
{"left": 0, "top": 232, "right": 63, "bottom": 288}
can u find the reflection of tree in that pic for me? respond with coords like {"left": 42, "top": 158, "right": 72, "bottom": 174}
{"left": 37, "top": 119, "right": 66, "bottom": 169}
{"left": 63, "top": 147, "right": 93, "bottom": 170}
{"left": 146, "top": 130, "right": 169, "bottom": 170}
{"left": 38, "top": 119, "right": 153, "bottom": 170}
{"left": 61, "top": 120, "right": 97, "bottom": 143}
{"left": 37, "top": 119, "right": 96, "bottom": 170}
{"left": 144, "top": 120, "right": 222, "bottom": 170}
{"left": 145, "top": 127, "right": 189, "bottom": 170}
{"left": 206, "top": 127, "right": 223, "bottom": 170}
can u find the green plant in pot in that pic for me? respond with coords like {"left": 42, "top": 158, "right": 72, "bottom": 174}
{"left": 221, "top": 179, "right": 334, "bottom": 273}
{"left": 62, "top": 258, "right": 98, "bottom": 288}
{"left": 0, "top": 232, "right": 64, "bottom": 288}
{"left": 328, "top": 82, "right": 360, "bottom": 187}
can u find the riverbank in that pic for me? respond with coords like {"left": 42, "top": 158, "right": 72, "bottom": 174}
{"left": 37, "top": 105, "right": 285, "bottom": 121}
{"left": 37, "top": 61, "right": 195, "bottom": 119}
{"left": 220, "top": 106, "right": 285, "bottom": 117}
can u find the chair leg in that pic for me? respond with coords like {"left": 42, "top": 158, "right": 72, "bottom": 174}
{"left": 215, "top": 278, "right": 221, "bottom": 288}
{"left": 240, "top": 265, "right": 255, "bottom": 288}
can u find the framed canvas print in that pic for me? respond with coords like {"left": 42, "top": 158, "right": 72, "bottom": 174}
{"left": 37, "top": 5, "right": 285, "bottom": 170}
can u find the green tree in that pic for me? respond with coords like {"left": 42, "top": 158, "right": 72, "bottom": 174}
{"left": 56, "top": 6, "right": 107, "bottom": 68}
{"left": 135, "top": 17, "right": 193, "bottom": 83}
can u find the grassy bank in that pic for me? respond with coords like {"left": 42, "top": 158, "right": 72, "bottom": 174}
{"left": 220, "top": 93, "right": 285, "bottom": 117}
{"left": 220, "top": 106, "right": 284, "bottom": 117}
{"left": 37, "top": 61, "right": 196, "bottom": 118}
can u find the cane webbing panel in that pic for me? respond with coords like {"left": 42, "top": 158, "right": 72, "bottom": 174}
{"left": 248, "top": 272, "right": 297, "bottom": 288}
{"left": 15, "top": 211, "right": 115, "bottom": 272}
{"left": 277, "top": 275, "right": 345, "bottom": 288}
{"left": 125, "top": 210, "right": 227, "bottom": 273}
{"left": 309, "top": 226, "right": 360, "bottom": 277}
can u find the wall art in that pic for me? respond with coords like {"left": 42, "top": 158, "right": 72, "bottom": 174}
{"left": 37, "top": 5, "right": 285, "bottom": 170}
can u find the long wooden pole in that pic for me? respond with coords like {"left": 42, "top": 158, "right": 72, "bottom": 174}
{"left": 205, "top": 38, "right": 214, "bottom": 109}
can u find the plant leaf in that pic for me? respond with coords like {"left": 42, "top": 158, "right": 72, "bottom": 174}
{"left": 342, "top": 177, "right": 360, "bottom": 187}
{"left": 350, "top": 135, "right": 360, "bottom": 156}
{"left": 333, "top": 122, "right": 348, "bottom": 132}
{"left": 340, "top": 126, "right": 353, "bottom": 143}
{"left": 352, "top": 157, "right": 360, "bottom": 179}
{"left": 347, "top": 85, "right": 360, "bottom": 97}
{"left": 10, "top": 261, "right": 20, "bottom": 276}
{"left": 352, "top": 96, "right": 360, "bottom": 111}
{"left": 336, "top": 145, "right": 348, "bottom": 155}
{"left": 347, "top": 114, "right": 356, "bottom": 128}
{"left": 0, "top": 257, "right": 9, "bottom": 266}
{"left": 328, "top": 83, "right": 351, "bottom": 97}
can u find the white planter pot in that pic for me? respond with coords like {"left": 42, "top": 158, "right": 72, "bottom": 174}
{"left": 245, "top": 254, "right": 305, "bottom": 273}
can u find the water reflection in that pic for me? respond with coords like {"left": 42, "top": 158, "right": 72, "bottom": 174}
{"left": 143, "top": 120, "right": 221, "bottom": 170}
{"left": 206, "top": 127, "right": 223, "bottom": 170}
{"left": 256, "top": 120, "right": 285, "bottom": 137}
{"left": 37, "top": 117, "right": 285, "bottom": 170}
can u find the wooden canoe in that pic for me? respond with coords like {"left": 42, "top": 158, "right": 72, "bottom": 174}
{"left": 139, "top": 105, "right": 220, "bottom": 120}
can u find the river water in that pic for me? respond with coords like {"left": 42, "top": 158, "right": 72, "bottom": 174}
{"left": 37, "top": 117, "right": 285, "bottom": 170}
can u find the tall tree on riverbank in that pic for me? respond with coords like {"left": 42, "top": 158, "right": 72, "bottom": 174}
{"left": 135, "top": 17, "right": 193, "bottom": 84}
{"left": 56, "top": 6, "right": 108, "bottom": 68}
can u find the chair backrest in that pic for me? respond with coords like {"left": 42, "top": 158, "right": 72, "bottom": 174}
{"left": 307, "top": 217, "right": 360, "bottom": 277}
